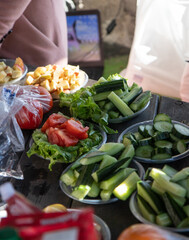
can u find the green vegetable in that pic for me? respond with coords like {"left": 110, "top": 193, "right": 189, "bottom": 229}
{"left": 27, "top": 123, "right": 103, "bottom": 170}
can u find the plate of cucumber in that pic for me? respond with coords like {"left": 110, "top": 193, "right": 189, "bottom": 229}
{"left": 108, "top": 91, "right": 151, "bottom": 124}
{"left": 130, "top": 165, "right": 189, "bottom": 233}
{"left": 59, "top": 142, "right": 145, "bottom": 204}
{"left": 118, "top": 114, "right": 189, "bottom": 163}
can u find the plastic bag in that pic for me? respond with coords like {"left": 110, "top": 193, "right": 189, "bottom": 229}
{"left": 0, "top": 85, "right": 53, "bottom": 179}
{"left": 121, "top": 0, "right": 189, "bottom": 99}
{"left": 180, "top": 60, "right": 189, "bottom": 102}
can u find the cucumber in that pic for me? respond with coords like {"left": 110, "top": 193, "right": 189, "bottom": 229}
{"left": 162, "top": 165, "right": 178, "bottom": 177}
{"left": 122, "top": 136, "right": 132, "bottom": 147}
{"left": 168, "top": 193, "right": 186, "bottom": 207}
{"left": 100, "top": 189, "right": 113, "bottom": 201}
{"left": 97, "top": 76, "right": 107, "bottom": 83}
{"left": 143, "top": 125, "right": 154, "bottom": 137}
{"left": 71, "top": 164, "right": 97, "bottom": 200}
{"left": 137, "top": 181, "right": 164, "bottom": 214}
{"left": 122, "top": 86, "right": 143, "bottom": 105}
{"left": 135, "top": 145, "right": 154, "bottom": 158}
{"left": 60, "top": 169, "right": 77, "bottom": 186}
{"left": 153, "top": 113, "right": 172, "bottom": 123}
{"left": 149, "top": 168, "right": 186, "bottom": 198}
{"left": 138, "top": 137, "right": 153, "bottom": 146}
{"left": 109, "top": 110, "right": 120, "bottom": 119}
{"left": 113, "top": 171, "right": 140, "bottom": 200}
{"left": 171, "top": 167, "right": 189, "bottom": 182}
{"left": 156, "top": 213, "right": 172, "bottom": 227}
{"left": 80, "top": 154, "right": 104, "bottom": 165}
{"left": 176, "top": 140, "right": 186, "bottom": 154}
{"left": 118, "top": 144, "right": 135, "bottom": 163}
{"left": 137, "top": 195, "right": 156, "bottom": 223}
{"left": 100, "top": 167, "right": 135, "bottom": 191}
{"left": 153, "top": 132, "right": 170, "bottom": 141}
{"left": 162, "top": 192, "right": 186, "bottom": 227}
{"left": 95, "top": 79, "right": 127, "bottom": 93}
{"left": 178, "top": 178, "right": 189, "bottom": 198}
{"left": 177, "top": 218, "right": 189, "bottom": 228}
{"left": 151, "top": 181, "right": 165, "bottom": 195}
{"left": 93, "top": 89, "right": 123, "bottom": 101}
{"left": 173, "top": 124, "right": 189, "bottom": 139}
{"left": 138, "top": 125, "right": 145, "bottom": 136}
{"left": 154, "top": 140, "right": 173, "bottom": 149}
{"left": 99, "top": 155, "right": 117, "bottom": 170}
{"left": 183, "top": 205, "right": 189, "bottom": 217}
{"left": 129, "top": 91, "right": 151, "bottom": 112}
{"left": 108, "top": 91, "right": 134, "bottom": 116}
{"left": 169, "top": 133, "right": 180, "bottom": 142}
{"left": 98, "top": 142, "right": 125, "bottom": 156}
{"left": 153, "top": 121, "right": 173, "bottom": 133}
{"left": 92, "top": 157, "right": 129, "bottom": 182}
{"left": 88, "top": 181, "right": 100, "bottom": 198}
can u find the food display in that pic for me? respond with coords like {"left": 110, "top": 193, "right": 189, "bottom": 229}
{"left": 60, "top": 142, "right": 144, "bottom": 203}
{"left": 59, "top": 74, "right": 151, "bottom": 133}
{"left": 118, "top": 113, "right": 189, "bottom": 163}
{"left": 130, "top": 165, "right": 189, "bottom": 230}
{"left": 25, "top": 64, "right": 88, "bottom": 97}
{"left": 27, "top": 113, "right": 106, "bottom": 170}
{"left": 0, "top": 57, "right": 25, "bottom": 84}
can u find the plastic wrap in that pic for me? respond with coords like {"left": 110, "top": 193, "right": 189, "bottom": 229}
{"left": 0, "top": 85, "right": 53, "bottom": 179}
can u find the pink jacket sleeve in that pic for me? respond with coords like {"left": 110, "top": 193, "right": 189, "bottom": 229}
{"left": 0, "top": 0, "right": 31, "bottom": 40}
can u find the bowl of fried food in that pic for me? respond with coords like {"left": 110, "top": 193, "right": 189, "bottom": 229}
{"left": 0, "top": 57, "right": 28, "bottom": 85}
{"left": 25, "top": 64, "right": 88, "bottom": 98}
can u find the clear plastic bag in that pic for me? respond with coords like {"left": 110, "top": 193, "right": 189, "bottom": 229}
{"left": 121, "top": 0, "right": 189, "bottom": 99}
{"left": 0, "top": 85, "right": 53, "bottom": 179}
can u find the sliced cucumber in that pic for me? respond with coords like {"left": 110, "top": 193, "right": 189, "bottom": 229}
{"left": 153, "top": 121, "right": 173, "bottom": 133}
{"left": 137, "top": 181, "right": 164, "bottom": 214}
{"left": 153, "top": 132, "right": 170, "bottom": 141}
{"left": 113, "top": 171, "right": 140, "bottom": 200}
{"left": 135, "top": 145, "right": 154, "bottom": 158}
{"left": 137, "top": 195, "right": 156, "bottom": 223}
{"left": 154, "top": 140, "right": 173, "bottom": 149}
{"left": 162, "top": 165, "right": 178, "bottom": 177}
{"left": 129, "top": 91, "right": 151, "bottom": 112}
{"left": 99, "top": 155, "right": 117, "bottom": 170}
{"left": 156, "top": 212, "right": 172, "bottom": 227}
{"left": 98, "top": 142, "right": 125, "bottom": 156}
{"left": 153, "top": 113, "right": 172, "bottom": 123}
{"left": 173, "top": 124, "right": 189, "bottom": 139}
{"left": 171, "top": 167, "right": 189, "bottom": 182}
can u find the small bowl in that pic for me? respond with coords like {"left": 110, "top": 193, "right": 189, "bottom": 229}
{"left": 118, "top": 120, "right": 189, "bottom": 164}
{"left": 130, "top": 192, "right": 189, "bottom": 233}
{"left": 59, "top": 160, "right": 145, "bottom": 205}
{"left": 109, "top": 100, "right": 150, "bottom": 124}
{"left": 0, "top": 58, "right": 28, "bottom": 85}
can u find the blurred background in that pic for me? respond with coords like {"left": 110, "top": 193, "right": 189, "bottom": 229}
{"left": 65, "top": 0, "right": 137, "bottom": 79}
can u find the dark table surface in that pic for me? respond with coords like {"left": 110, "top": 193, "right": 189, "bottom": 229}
{"left": 4, "top": 78, "right": 189, "bottom": 240}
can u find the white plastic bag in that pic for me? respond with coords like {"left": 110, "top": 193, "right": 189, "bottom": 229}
{"left": 121, "top": 0, "right": 189, "bottom": 99}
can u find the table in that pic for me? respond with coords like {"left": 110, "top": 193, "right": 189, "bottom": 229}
{"left": 5, "top": 79, "right": 189, "bottom": 240}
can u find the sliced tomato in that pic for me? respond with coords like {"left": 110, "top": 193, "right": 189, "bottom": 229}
{"left": 61, "top": 118, "right": 89, "bottom": 139}
{"left": 47, "top": 128, "right": 78, "bottom": 147}
{"left": 41, "top": 113, "right": 68, "bottom": 133}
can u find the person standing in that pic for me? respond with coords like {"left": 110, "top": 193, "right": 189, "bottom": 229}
{"left": 0, "top": 0, "right": 68, "bottom": 67}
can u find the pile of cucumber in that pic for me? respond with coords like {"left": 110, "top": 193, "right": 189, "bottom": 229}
{"left": 60, "top": 142, "right": 141, "bottom": 202}
{"left": 122, "top": 113, "right": 189, "bottom": 160}
{"left": 93, "top": 77, "right": 151, "bottom": 120}
{"left": 136, "top": 165, "right": 189, "bottom": 228}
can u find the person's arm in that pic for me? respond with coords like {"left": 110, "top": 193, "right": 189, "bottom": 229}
{"left": 0, "top": 0, "right": 31, "bottom": 43}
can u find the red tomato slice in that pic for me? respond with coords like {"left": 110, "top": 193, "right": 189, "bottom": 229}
{"left": 15, "top": 100, "right": 43, "bottom": 129}
{"left": 41, "top": 113, "right": 68, "bottom": 133}
{"left": 61, "top": 118, "right": 89, "bottom": 139}
{"left": 30, "top": 86, "right": 53, "bottom": 113}
{"left": 47, "top": 128, "right": 78, "bottom": 147}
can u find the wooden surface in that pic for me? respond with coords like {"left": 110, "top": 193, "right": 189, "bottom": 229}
{"left": 5, "top": 79, "right": 189, "bottom": 240}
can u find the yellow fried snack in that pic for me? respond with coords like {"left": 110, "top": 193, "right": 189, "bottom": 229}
{"left": 25, "top": 64, "right": 85, "bottom": 98}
